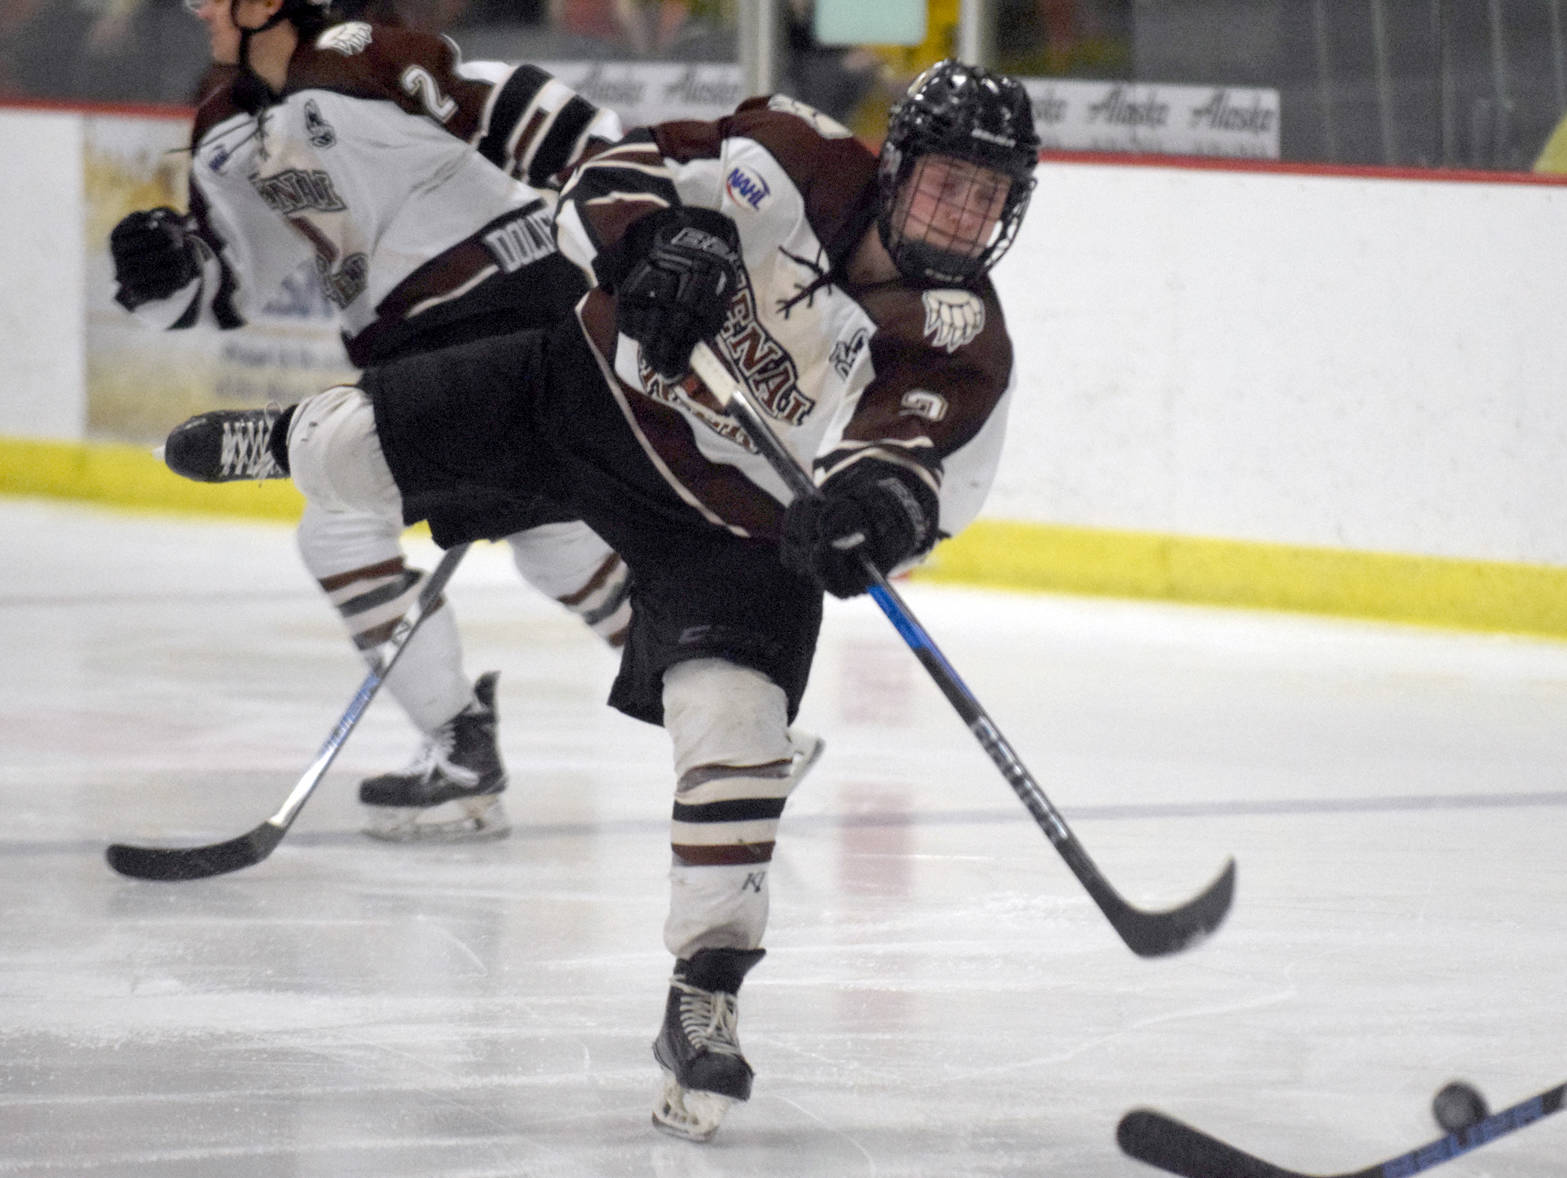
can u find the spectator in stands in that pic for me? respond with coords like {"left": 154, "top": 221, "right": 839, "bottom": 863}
{"left": 782, "top": 0, "right": 879, "bottom": 123}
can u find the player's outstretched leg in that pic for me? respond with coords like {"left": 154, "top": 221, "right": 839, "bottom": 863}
{"left": 649, "top": 659, "right": 811, "bottom": 1140}
{"left": 360, "top": 670, "right": 510, "bottom": 841}
{"left": 162, "top": 406, "right": 289, "bottom": 482}
{"left": 651, "top": 947, "right": 766, "bottom": 1142}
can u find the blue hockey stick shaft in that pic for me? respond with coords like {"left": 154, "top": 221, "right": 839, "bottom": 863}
{"left": 690, "top": 342, "right": 1233, "bottom": 957}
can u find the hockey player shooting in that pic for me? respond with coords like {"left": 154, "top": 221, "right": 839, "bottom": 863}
{"left": 111, "top": 0, "right": 643, "bottom": 841}
{"left": 158, "top": 59, "right": 1040, "bottom": 1141}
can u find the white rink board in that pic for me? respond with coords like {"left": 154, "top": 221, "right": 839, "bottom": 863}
{"left": 0, "top": 108, "right": 85, "bottom": 440}
{"left": 3, "top": 104, "right": 1567, "bottom": 567}
{"left": 991, "top": 160, "right": 1567, "bottom": 566}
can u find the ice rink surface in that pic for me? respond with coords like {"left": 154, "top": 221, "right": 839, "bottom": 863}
{"left": 1, "top": 497, "right": 1562, "bottom": 1177}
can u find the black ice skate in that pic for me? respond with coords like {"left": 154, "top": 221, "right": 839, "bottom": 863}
{"left": 651, "top": 947, "right": 766, "bottom": 1143}
{"left": 162, "top": 407, "right": 288, "bottom": 483}
{"left": 359, "top": 671, "right": 510, "bottom": 842}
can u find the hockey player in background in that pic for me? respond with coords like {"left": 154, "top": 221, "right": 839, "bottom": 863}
{"left": 109, "top": 0, "right": 637, "bottom": 842}
{"left": 159, "top": 59, "right": 1039, "bottom": 1141}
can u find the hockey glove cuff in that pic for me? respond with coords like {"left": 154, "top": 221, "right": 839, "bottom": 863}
{"left": 111, "top": 207, "right": 201, "bottom": 311}
{"left": 611, "top": 206, "right": 742, "bottom": 381}
{"left": 781, "top": 459, "right": 940, "bottom": 599}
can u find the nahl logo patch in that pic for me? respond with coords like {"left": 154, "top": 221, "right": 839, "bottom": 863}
{"left": 922, "top": 289, "right": 985, "bottom": 353}
{"left": 724, "top": 165, "right": 771, "bottom": 210}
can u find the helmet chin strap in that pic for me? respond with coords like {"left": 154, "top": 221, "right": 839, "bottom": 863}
{"left": 231, "top": 0, "right": 291, "bottom": 113}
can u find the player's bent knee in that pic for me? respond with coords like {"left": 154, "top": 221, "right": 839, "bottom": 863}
{"left": 662, "top": 659, "right": 793, "bottom": 785}
{"left": 287, "top": 385, "right": 402, "bottom": 517}
{"left": 296, "top": 503, "right": 405, "bottom": 577}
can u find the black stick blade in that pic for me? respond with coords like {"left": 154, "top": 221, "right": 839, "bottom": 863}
{"left": 1121, "top": 1084, "right": 1566, "bottom": 1178}
{"left": 1111, "top": 856, "right": 1237, "bottom": 958}
{"left": 1118, "top": 1108, "right": 1292, "bottom": 1178}
{"left": 105, "top": 822, "right": 286, "bottom": 881}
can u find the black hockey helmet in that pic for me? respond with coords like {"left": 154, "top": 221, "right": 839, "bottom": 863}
{"left": 277, "top": 0, "right": 337, "bottom": 27}
{"left": 877, "top": 60, "right": 1041, "bottom": 285}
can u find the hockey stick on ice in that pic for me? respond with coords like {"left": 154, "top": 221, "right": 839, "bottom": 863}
{"left": 1117, "top": 1081, "right": 1565, "bottom": 1177}
{"left": 690, "top": 343, "right": 1234, "bottom": 958}
{"left": 105, "top": 543, "right": 471, "bottom": 881}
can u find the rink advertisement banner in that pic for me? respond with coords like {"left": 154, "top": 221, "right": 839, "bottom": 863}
{"left": 1021, "top": 79, "right": 1281, "bottom": 159}
{"left": 537, "top": 61, "right": 744, "bottom": 128}
{"left": 83, "top": 111, "right": 353, "bottom": 446}
{"left": 537, "top": 66, "right": 1279, "bottom": 160}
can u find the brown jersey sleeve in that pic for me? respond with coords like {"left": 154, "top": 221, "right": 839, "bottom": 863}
{"left": 287, "top": 24, "right": 614, "bottom": 188}
{"left": 820, "top": 280, "right": 1013, "bottom": 493}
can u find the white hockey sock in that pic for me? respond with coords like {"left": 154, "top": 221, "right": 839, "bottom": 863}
{"left": 661, "top": 659, "right": 799, "bottom": 958}
{"left": 665, "top": 856, "right": 773, "bottom": 960}
{"left": 506, "top": 521, "right": 632, "bottom": 648}
{"left": 318, "top": 559, "right": 473, "bottom": 733}
{"left": 295, "top": 490, "right": 474, "bottom": 735}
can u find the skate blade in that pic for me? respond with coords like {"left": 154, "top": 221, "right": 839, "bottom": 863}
{"left": 362, "top": 795, "right": 511, "bottom": 843}
{"left": 652, "top": 1070, "right": 732, "bottom": 1143}
{"left": 786, "top": 730, "right": 825, "bottom": 788}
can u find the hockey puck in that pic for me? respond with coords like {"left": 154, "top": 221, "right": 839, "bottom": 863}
{"left": 1432, "top": 1081, "right": 1489, "bottom": 1133}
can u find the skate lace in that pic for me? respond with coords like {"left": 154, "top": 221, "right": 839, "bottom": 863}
{"left": 674, "top": 982, "right": 742, "bottom": 1056}
{"left": 400, "top": 718, "right": 458, "bottom": 778}
{"left": 219, "top": 407, "right": 280, "bottom": 481}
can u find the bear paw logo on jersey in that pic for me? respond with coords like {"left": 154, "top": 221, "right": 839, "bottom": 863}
{"left": 316, "top": 22, "right": 372, "bottom": 55}
{"left": 921, "top": 290, "right": 986, "bottom": 354}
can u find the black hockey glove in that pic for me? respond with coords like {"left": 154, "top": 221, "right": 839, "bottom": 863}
{"left": 781, "top": 459, "right": 939, "bottom": 598}
{"left": 610, "top": 206, "right": 742, "bottom": 382}
{"left": 110, "top": 207, "right": 200, "bottom": 310}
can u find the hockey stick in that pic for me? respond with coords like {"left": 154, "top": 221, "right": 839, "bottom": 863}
{"left": 690, "top": 343, "right": 1234, "bottom": 958}
{"left": 105, "top": 542, "right": 471, "bottom": 881}
{"left": 1117, "top": 1082, "right": 1565, "bottom": 1177}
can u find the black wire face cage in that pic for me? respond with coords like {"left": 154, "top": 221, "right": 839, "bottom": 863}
{"left": 881, "top": 153, "right": 1033, "bottom": 286}
{"left": 875, "top": 60, "right": 1040, "bottom": 286}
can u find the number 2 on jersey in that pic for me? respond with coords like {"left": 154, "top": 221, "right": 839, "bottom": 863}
{"left": 400, "top": 66, "right": 458, "bottom": 122}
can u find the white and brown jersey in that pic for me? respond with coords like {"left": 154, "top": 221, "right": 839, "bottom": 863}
{"left": 555, "top": 97, "right": 1015, "bottom": 547}
{"left": 130, "top": 21, "right": 621, "bottom": 366}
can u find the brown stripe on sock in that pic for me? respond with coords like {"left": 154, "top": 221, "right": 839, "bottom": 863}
{"left": 353, "top": 618, "right": 400, "bottom": 648}
{"left": 557, "top": 553, "right": 623, "bottom": 607}
{"left": 318, "top": 558, "right": 406, "bottom": 593}
{"left": 672, "top": 842, "right": 775, "bottom": 867}
{"left": 348, "top": 596, "right": 447, "bottom": 649}
{"left": 677, "top": 758, "right": 793, "bottom": 790}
